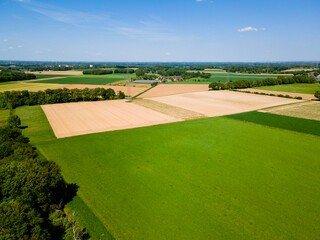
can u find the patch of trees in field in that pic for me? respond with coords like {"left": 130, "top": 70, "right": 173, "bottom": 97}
{"left": 0, "top": 116, "right": 88, "bottom": 239}
{"left": 83, "top": 69, "right": 113, "bottom": 75}
{"left": 134, "top": 68, "right": 210, "bottom": 80}
{"left": 209, "top": 75, "right": 317, "bottom": 90}
{"left": 0, "top": 88, "right": 125, "bottom": 109}
{"left": 0, "top": 70, "right": 36, "bottom": 83}
{"left": 222, "top": 65, "right": 289, "bottom": 74}
{"left": 114, "top": 68, "right": 135, "bottom": 74}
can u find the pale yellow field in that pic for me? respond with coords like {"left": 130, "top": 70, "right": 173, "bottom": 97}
{"left": 261, "top": 101, "right": 320, "bottom": 121}
{"left": 0, "top": 83, "right": 65, "bottom": 92}
{"left": 148, "top": 91, "right": 300, "bottom": 117}
{"left": 25, "top": 70, "right": 83, "bottom": 75}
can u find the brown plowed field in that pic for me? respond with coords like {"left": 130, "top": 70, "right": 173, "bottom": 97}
{"left": 42, "top": 100, "right": 180, "bottom": 138}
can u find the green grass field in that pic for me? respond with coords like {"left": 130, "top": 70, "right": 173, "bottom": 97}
{"left": 32, "top": 74, "right": 134, "bottom": 85}
{"left": 0, "top": 109, "right": 10, "bottom": 126}
{"left": 254, "top": 83, "right": 320, "bottom": 94}
{"left": 35, "top": 74, "right": 68, "bottom": 79}
{"left": 166, "top": 73, "right": 280, "bottom": 84}
{"left": 12, "top": 105, "right": 320, "bottom": 240}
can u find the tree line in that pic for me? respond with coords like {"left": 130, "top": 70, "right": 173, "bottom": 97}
{"left": 0, "top": 88, "right": 126, "bottom": 109}
{"left": 209, "top": 75, "right": 317, "bottom": 90}
{"left": 83, "top": 69, "right": 113, "bottom": 75}
{"left": 0, "top": 70, "right": 36, "bottom": 83}
{"left": 0, "top": 115, "right": 88, "bottom": 239}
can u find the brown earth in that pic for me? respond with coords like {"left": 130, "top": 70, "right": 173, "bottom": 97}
{"left": 42, "top": 100, "right": 181, "bottom": 138}
{"left": 238, "top": 88, "right": 316, "bottom": 100}
{"left": 148, "top": 90, "right": 300, "bottom": 117}
{"left": 260, "top": 101, "right": 320, "bottom": 121}
{"left": 139, "top": 84, "right": 209, "bottom": 98}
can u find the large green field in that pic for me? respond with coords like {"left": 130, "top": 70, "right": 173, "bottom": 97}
{"left": 32, "top": 73, "right": 133, "bottom": 85}
{"left": 35, "top": 74, "right": 69, "bottom": 79}
{"left": 11, "top": 105, "right": 320, "bottom": 240}
{"left": 254, "top": 83, "right": 320, "bottom": 94}
{"left": 167, "top": 73, "right": 280, "bottom": 84}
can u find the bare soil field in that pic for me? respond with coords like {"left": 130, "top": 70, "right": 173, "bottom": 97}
{"left": 148, "top": 91, "right": 300, "bottom": 117}
{"left": 25, "top": 71, "right": 83, "bottom": 75}
{"left": 139, "top": 84, "right": 209, "bottom": 98}
{"left": 42, "top": 100, "right": 180, "bottom": 138}
{"left": 260, "top": 101, "right": 320, "bottom": 121}
{"left": 54, "top": 84, "right": 148, "bottom": 96}
{"left": 239, "top": 88, "right": 315, "bottom": 100}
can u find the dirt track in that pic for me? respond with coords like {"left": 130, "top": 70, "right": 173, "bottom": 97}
{"left": 148, "top": 91, "right": 300, "bottom": 117}
{"left": 42, "top": 100, "right": 180, "bottom": 138}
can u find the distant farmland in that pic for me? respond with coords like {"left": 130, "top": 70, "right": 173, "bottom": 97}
{"left": 166, "top": 73, "right": 280, "bottom": 84}
{"left": 32, "top": 73, "right": 134, "bottom": 85}
{"left": 14, "top": 105, "right": 320, "bottom": 240}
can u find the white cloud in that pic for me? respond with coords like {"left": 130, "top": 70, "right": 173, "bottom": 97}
{"left": 261, "top": 27, "right": 266, "bottom": 31}
{"left": 3, "top": 39, "right": 8, "bottom": 42}
{"left": 8, "top": 46, "right": 14, "bottom": 49}
{"left": 237, "top": 27, "right": 258, "bottom": 32}
{"left": 165, "top": 52, "right": 171, "bottom": 56}
{"left": 15, "top": 0, "right": 25, "bottom": 2}
{"left": 196, "top": 0, "right": 204, "bottom": 2}
{"left": 17, "top": 45, "right": 23, "bottom": 48}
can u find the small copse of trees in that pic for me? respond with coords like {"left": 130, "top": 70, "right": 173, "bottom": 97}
{"left": 315, "top": 91, "right": 320, "bottom": 100}
{"left": 0, "top": 70, "right": 36, "bottom": 83}
{"left": 114, "top": 68, "right": 135, "bottom": 74}
{"left": 0, "top": 88, "right": 125, "bottom": 109}
{"left": 0, "top": 117, "right": 88, "bottom": 239}
{"left": 83, "top": 69, "right": 113, "bottom": 75}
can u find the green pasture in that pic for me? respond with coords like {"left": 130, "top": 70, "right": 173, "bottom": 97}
{"left": 35, "top": 74, "right": 68, "bottom": 79}
{"left": 32, "top": 73, "right": 134, "bottom": 85}
{"left": 0, "top": 109, "right": 10, "bottom": 125}
{"left": 12, "top": 105, "right": 320, "bottom": 240}
{"left": 254, "top": 83, "right": 320, "bottom": 94}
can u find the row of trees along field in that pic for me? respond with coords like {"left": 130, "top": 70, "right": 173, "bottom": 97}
{"left": 83, "top": 68, "right": 135, "bottom": 75}
{"left": 209, "top": 75, "right": 317, "bottom": 90}
{"left": 0, "top": 88, "right": 125, "bottom": 109}
{"left": 0, "top": 115, "right": 88, "bottom": 239}
{"left": 0, "top": 70, "right": 36, "bottom": 82}
{"left": 222, "top": 65, "right": 289, "bottom": 74}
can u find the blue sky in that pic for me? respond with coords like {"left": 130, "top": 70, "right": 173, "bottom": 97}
{"left": 0, "top": 0, "right": 319, "bottom": 62}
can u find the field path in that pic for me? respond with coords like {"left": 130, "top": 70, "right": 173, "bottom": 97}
{"left": 239, "top": 88, "right": 316, "bottom": 100}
